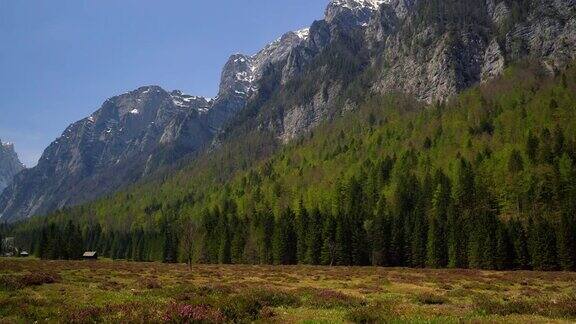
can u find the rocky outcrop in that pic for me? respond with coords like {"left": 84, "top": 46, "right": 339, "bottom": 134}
{"left": 368, "top": 0, "right": 576, "bottom": 102}
{"left": 0, "top": 141, "right": 24, "bottom": 193}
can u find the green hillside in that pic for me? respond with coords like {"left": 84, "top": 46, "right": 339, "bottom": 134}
{"left": 10, "top": 61, "right": 576, "bottom": 271}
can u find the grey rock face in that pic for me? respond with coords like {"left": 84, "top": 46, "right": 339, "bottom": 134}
{"left": 368, "top": 0, "right": 576, "bottom": 102}
{"left": 0, "top": 86, "right": 215, "bottom": 222}
{"left": 0, "top": 141, "right": 24, "bottom": 193}
{"left": 482, "top": 39, "right": 506, "bottom": 82}
{"left": 251, "top": 0, "right": 576, "bottom": 144}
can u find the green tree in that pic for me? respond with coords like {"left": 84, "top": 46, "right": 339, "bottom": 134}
{"left": 557, "top": 213, "right": 576, "bottom": 271}
{"left": 295, "top": 199, "right": 309, "bottom": 264}
{"left": 426, "top": 170, "right": 452, "bottom": 268}
{"left": 306, "top": 208, "right": 323, "bottom": 265}
{"left": 525, "top": 131, "right": 539, "bottom": 164}
{"left": 218, "top": 213, "right": 232, "bottom": 264}
{"left": 371, "top": 197, "right": 391, "bottom": 266}
{"left": 321, "top": 215, "right": 337, "bottom": 266}
{"left": 508, "top": 149, "right": 524, "bottom": 173}
{"left": 528, "top": 217, "right": 558, "bottom": 271}
{"left": 449, "top": 158, "right": 475, "bottom": 268}
{"left": 509, "top": 219, "right": 530, "bottom": 269}
{"left": 273, "top": 208, "right": 297, "bottom": 265}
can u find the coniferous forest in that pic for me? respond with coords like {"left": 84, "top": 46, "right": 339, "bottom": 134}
{"left": 9, "top": 62, "right": 576, "bottom": 271}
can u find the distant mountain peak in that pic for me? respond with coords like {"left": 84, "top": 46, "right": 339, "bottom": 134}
{"left": 0, "top": 140, "right": 24, "bottom": 193}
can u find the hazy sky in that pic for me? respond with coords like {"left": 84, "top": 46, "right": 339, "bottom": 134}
{"left": 0, "top": 0, "right": 327, "bottom": 167}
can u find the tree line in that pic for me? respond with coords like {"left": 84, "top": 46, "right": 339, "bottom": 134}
{"left": 26, "top": 148, "right": 576, "bottom": 271}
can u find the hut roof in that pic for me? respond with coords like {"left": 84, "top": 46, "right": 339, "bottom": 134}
{"left": 83, "top": 251, "right": 97, "bottom": 257}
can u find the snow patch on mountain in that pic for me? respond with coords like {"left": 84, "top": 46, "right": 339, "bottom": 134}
{"left": 329, "top": 0, "right": 389, "bottom": 10}
{"left": 294, "top": 28, "right": 310, "bottom": 40}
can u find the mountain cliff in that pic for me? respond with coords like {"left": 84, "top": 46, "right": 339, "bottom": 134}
{"left": 0, "top": 141, "right": 24, "bottom": 193}
{"left": 1, "top": 0, "right": 575, "bottom": 222}
{"left": 234, "top": 0, "right": 576, "bottom": 145}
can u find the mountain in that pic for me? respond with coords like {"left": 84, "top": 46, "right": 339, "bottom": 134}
{"left": 19, "top": 61, "right": 576, "bottom": 269}
{"left": 231, "top": 0, "right": 576, "bottom": 145}
{"left": 0, "top": 87, "right": 214, "bottom": 221}
{"left": 0, "top": 141, "right": 24, "bottom": 193}
{"left": 0, "top": 22, "right": 316, "bottom": 222}
{"left": 1, "top": 0, "right": 575, "bottom": 222}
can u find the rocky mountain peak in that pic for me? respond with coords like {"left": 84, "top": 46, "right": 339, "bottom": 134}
{"left": 0, "top": 140, "right": 24, "bottom": 193}
{"left": 219, "top": 54, "right": 256, "bottom": 98}
{"left": 326, "top": 0, "right": 388, "bottom": 27}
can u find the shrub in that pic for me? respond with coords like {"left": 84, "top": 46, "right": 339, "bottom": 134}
{"left": 0, "top": 272, "right": 61, "bottom": 291}
{"left": 20, "top": 272, "right": 61, "bottom": 286}
{"left": 218, "top": 288, "right": 300, "bottom": 322}
{"left": 67, "top": 306, "right": 105, "bottom": 323}
{"left": 346, "top": 303, "right": 395, "bottom": 323}
{"left": 163, "top": 303, "right": 225, "bottom": 323}
{"left": 542, "top": 294, "right": 576, "bottom": 318}
{"left": 476, "top": 294, "right": 576, "bottom": 319}
{"left": 0, "top": 275, "right": 22, "bottom": 291}
{"left": 219, "top": 295, "right": 262, "bottom": 322}
{"left": 140, "top": 277, "right": 162, "bottom": 289}
{"left": 474, "top": 297, "right": 535, "bottom": 315}
{"left": 415, "top": 292, "right": 449, "bottom": 305}
{"left": 298, "top": 288, "right": 365, "bottom": 308}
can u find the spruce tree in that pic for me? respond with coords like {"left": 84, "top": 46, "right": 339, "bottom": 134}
{"left": 528, "top": 217, "right": 558, "bottom": 271}
{"left": 218, "top": 213, "right": 232, "bottom": 264}
{"left": 296, "top": 199, "right": 309, "bottom": 264}
{"left": 321, "top": 215, "right": 337, "bottom": 266}
{"left": 508, "top": 150, "right": 524, "bottom": 173}
{"left": 162, "top": 217, "right": 178, "bottom": 263}
{"left": 509, "top": 219, "right": 530, "bottom": 269}
{"left": 449, "top": 158, "right": 475, "bottom": 268}
{"left": 525, "top": 131, "right": 539, "bottom": 164}
{"left": 372, "top": 197, "right": 391, "bottom": 266}
{"left": 47, "top": 223, "right": 62, "bottom": 260}
{"left": 230, "top": 215, "right": 246, "bottom": 264}
{"left": 259, "top": 208, "right": 275, "bottom": 264}
{"left": 557, "top": 213, "right": 576, "bottom": 271}
{"left": 495, "top": 222, "right": 514, "bottom": 270}
{"left": 273, "top": 208, "right": 297, "bottom": 265}
{"left": 36, "top": 226, "right": 49, "bottom": 259}
{"left": 426, "top": 170, "right": 451, "bottom": 268}
{"left": 306, "top": 208, "right": 323, "bottom": 265}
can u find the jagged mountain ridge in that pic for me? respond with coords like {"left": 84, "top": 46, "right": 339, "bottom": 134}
{"left": 1, "top": 0, "right": 575, "bottom": 222}
{"left": 233, "top": 0, "right": 576, "bottom": 145}
{"left": 0, "top": 3, "right": 330, "bottom": 222}
{"left": 0, "top": 141, "right": 24, "bottom": 194}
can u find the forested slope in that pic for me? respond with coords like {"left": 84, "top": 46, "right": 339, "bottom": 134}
{"left": 11, "top": 61, "right": 576, "bottom": 271}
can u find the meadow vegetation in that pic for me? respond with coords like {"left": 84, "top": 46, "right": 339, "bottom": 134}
{"left": 1, "top": 258, "right": 575, "bottom": 323}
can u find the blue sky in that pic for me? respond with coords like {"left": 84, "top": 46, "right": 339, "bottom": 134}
{"left": 0, "top": 0, "right": 327, "bottom": 167}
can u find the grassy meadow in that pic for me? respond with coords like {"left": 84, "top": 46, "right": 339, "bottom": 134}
{"left": 0, "top": 258, "right": 575, "bottom": 323}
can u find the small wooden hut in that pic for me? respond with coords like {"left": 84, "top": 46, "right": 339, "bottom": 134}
{"left": 82, "top": 251, "right": 98, "bottom": 260}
